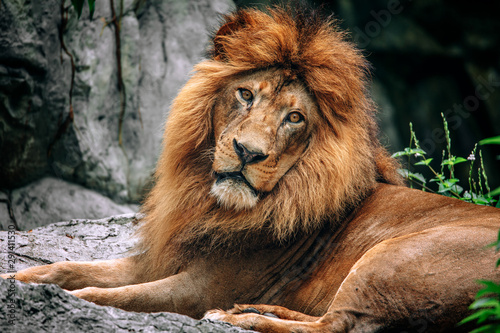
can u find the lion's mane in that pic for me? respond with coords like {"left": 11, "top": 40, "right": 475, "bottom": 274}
{"left": 137, "top": 7, "right": 402, "bottom": 278}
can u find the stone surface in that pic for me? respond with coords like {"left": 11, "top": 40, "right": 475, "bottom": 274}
{"left": 0, "top": 0, "right": 234, "bottom": 229}
{"left": 0, "top": 177, "right": 137, "bottom": 231}
{"left": 0, "top": 0, "right": 234, "bottom": 201}
{"left": 0, "top": 213, "right": 138, "bottom": 271}
{"left": 0, "top": 215, "right": 253, "bottom": 332}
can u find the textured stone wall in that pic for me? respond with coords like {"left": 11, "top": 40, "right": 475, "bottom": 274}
{"left": 0, "top": 0, "right": 234, "bottom": 229}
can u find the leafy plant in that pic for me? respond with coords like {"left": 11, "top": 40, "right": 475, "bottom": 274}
{"left": 395, "top": 117, "right": 500, "bottom": 331}
{"left": 70, "top": 0, "right": 96, "bottom": 19}
{"left": 457, "top": 231, "right": 500, "bottom": 332}
{"left": 480, "top": 135, "right": 500, "bottom": 199}
{"left": 392, "top": 113, "right": 500, "bottom": 207}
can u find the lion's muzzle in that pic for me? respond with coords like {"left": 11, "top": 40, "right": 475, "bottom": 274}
{"left": 233, "top": 139, "right": 269, "bottom": 165}
{"left": 211, "top": 172, "right": 260, "bottom": 211}
{"left": 215, "top": 171, "right": 259, "bottom": 196}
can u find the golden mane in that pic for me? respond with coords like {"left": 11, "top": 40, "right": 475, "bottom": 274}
{"left": 137, "top": 7, "right": 402, "bottom": 278}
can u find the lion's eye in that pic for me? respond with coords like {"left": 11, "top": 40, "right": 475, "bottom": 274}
{"left": 239, "top": 89, "right": 253, "bottom": 102}
{"left": 286, "top": 111, "right": 304, "bottom": 124}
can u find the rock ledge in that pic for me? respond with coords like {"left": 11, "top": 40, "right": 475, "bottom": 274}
{"left": 0, "top": 214, "right": 253, "bottom": 333}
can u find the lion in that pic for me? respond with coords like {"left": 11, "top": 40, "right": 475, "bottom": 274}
{"left": 4, "top": 6, "right": 500, "bottom": 333}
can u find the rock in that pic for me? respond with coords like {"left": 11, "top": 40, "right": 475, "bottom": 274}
{"left": 0, "top": 177, "right": 137, "bottom": 231}
{"left": 0, "top": 215, "right": 253, "bottom": 332}
{"left": 0, "top": 213, "right": 138, "bottom": 271}
{"left": 0, "top": 279, "right": 252, "bottom": 333}
{"left": 0, "top": 177, "right": 139, "bottom": 230}
{"left": 0, "top": 0, "right": 235, "bottom": 203}
{"left": 0, "top": 0, "right": 234, "bottom": 230}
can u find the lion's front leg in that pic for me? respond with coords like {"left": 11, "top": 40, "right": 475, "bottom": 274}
{"left": 70, "top": 271, "right": 213, "bottom": 318}
{"left": 1, "top": 256, "right": 142, "bottom": 290}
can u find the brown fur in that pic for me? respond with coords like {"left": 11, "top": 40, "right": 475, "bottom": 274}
{"left": 5, "top": 7, "right": 500, "bottom": 333}
{"left": 137, "top": 7, "right": 403, "bottom": 278}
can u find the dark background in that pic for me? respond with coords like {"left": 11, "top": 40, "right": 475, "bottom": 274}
{"left": 236, "top": 0, "right": 500, "bottom": 189}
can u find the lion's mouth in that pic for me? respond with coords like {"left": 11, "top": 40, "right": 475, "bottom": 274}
{"left": 215, "top": 171, "right": 259, "bottom": 196}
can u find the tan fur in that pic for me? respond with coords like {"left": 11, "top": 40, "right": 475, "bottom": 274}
{"left": 5, "top": 7, "right": 500, "bottom": 333}
{"left": 137, "top": 7, "right": 402, "bottom": 278}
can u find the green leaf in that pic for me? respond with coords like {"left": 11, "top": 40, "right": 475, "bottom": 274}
{"left": 71, "top": 0, "right": 85, "bottom": 18}
{"left": 88, "top": 0, "right": 96, "bottom": 20}
{"left": 430, "top": 174, "right": 444, "bottom": 183}
{"left": 437, "top": 182, "right": 463, "bottom": 195}
{"left": 70, "top": 0, "right": 95, "bottom": 20}
{"left": 459, "top": 308, "right": 499, "bottom": 327}
{"left": 473, "top": 196, "right": 494, "bottom": 206}
{"left": 486, "top": 231, "right": 500, "bottom": 251}
{"left": 442, "top": 157, "right": 467, "bottom": 166}
{"left": 459, "top": 308, "right": 499, "bottom": 326}
{"left": 444, "top": 178, "right": 460, "bottom": 186}
{"left": 469, "top": 324, "right": 500, "bottom": 333}
{"left": 475, "top": 281, "right": 500, "bottom": 299}
{"left": 391, "top": 151, "right": 407, "bottom": 158}
{"left": 458, "top": 311, "right": 485, "bottom": 326}
{"left": 391, "top": 148, "right": 427, "bottom": 158}
{"left": 411, "top": 148, "right": 427, "bottom": 156}
{"left": 396, "top": 168, "right": 409, "bottom": 178}
{"left": 408, "top": 172, "right": 426, "bottom": 184}
{"left": 438, "top": 184, "right": 452, "bottom": 195}
{"left": 415, "top": 158, "right": 433, "bottom": 166}
{"left": 455, "top": 157, "right": 468, "bottom": 164}
{"left": 480, "top": 136, "right": 500, "bottom": 145}
{"left": 489, "top": 187, "right": 500, "bottom": 198}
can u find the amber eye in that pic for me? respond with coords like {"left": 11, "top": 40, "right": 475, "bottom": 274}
{"left": 239, "top": 88, "right": 253, "bottom": 102}
{"left": 286, "top": 111, "right": 304, "bottom": 124}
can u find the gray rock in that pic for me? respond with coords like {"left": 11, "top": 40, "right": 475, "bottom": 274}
{"left": 0, "top": 214, "right": 253, "bottom": 332}
{"left": 0, "top": 177, "right": 137, "bottom": 231}
{"left": 0, "top": 0, "right": 234, "bottom": 203}
{"left": 0, "top": 278, "right": 252, "bottom": 333}
{"left": 0, "top": 0, "right": 234, "bottom": 230}
{"left": 0, "top": 213, "right": 138, "bottom": 271}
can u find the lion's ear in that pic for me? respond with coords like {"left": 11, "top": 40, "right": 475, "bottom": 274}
{"left": 213, "top": 11, "right": 252, "bottom": 61}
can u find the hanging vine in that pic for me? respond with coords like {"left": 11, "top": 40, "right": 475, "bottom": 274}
{"left": 47, "top": 0, "right": 76, "bottom": 157}
{"left": 109, "top": 0, "right": 127, "bottom": 146}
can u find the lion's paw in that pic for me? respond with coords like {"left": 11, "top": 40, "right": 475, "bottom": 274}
{"left": 69, "top": 287, "right": 103, "bottom": 304}
{"left": 204, "top": 309, "right": 258, "bottom": 329}
{"left": 229, "top": 304, "right": 279, "bottom": 318}
{"left": 203, "top": 309, "right": 230, "bottom": 322}
{"left": 203, "top": 305, "right": 280, "bottom": 331}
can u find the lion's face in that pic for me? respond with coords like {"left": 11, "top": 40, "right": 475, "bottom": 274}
{"left": 210, "top": 69, "right": 319, "bottom": 210}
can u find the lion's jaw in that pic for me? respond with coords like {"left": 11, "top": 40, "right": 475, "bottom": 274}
{"left": 210, "top": 70, "right": 318, "bottom": 211}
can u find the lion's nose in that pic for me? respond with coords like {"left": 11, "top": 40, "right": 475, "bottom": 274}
{"left": 233, "top": 139, "right": 269, "bottom": 165}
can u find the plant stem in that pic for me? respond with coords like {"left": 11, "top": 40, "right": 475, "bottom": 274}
{"left": 48, "top": 0, "right": 76, "bottom": 157}
{"left": 480, "top": 150, "right": 491, "bottom": 196}
{"left": 110, "top": 0, "right": 126, "bottom": 146}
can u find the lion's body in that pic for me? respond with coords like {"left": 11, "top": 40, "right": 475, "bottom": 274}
{"left": 5, "top": 6, "right": 500, "bottom": 333}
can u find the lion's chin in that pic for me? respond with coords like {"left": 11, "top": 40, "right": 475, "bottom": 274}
{"left": 210, "top": 179, "right": 259, "bottom": 211}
